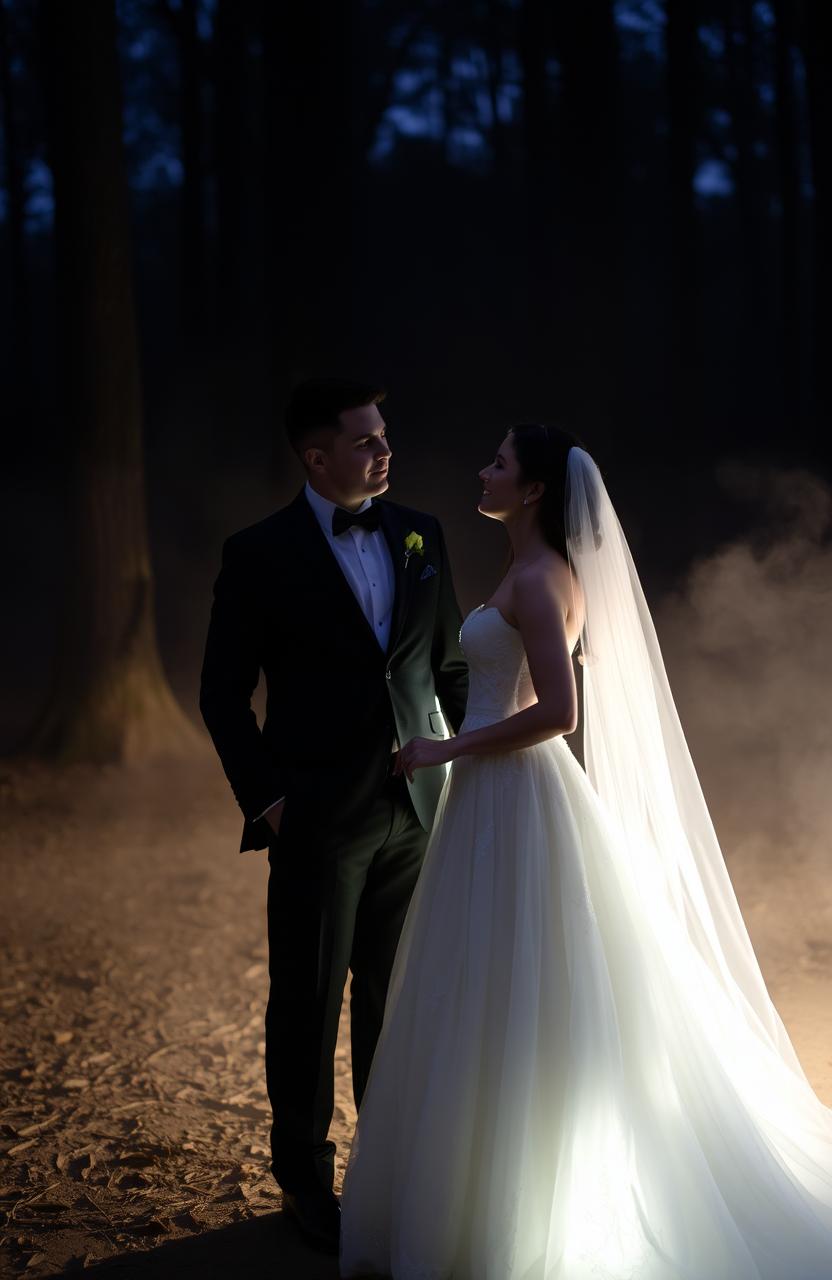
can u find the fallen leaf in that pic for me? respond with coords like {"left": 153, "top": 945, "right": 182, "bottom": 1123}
{"left": 17, "top": 1115, "right": 58, "bottom": 1138}
{"left": 214, "top": 1183, "right": 246, "bottom": 1202}
{"left": 8, "top": 1139, "right": 37, "bottom": 1156}
{"left": 55, "top": 1150, "right": 97, "bottom": 1181}
{"left": 171, "top": 1208, "right": 202, "bottom": 1230}
{"left": 112, "top": 1170, "right": 152, "bottom": 1189}
{"left": 117, "top": 1151, "right": 156, "bottom": 1168}
{"left": 128, "top": 1216, "right": 169, "bottom": 1236}
{"left": 210, "top": 1023, "right": 239, "bottom": 1039}
{"left": 240, "top": 1179, "right": 279, "bottom": 1204}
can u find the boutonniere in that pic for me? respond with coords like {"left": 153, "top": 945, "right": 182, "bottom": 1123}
{"left": 403, "top": 530, "right": 425, "bottom": 565}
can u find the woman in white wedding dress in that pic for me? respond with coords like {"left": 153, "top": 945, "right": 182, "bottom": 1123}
{"left": 338, "top": 425, "right": 832, "bottom": 1280}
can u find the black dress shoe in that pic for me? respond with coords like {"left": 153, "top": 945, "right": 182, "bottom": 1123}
{"left": 281, "top": 1187, "right": 341, "bottom": 1254}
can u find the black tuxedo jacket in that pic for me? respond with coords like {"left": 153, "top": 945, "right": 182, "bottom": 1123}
{"left": 199, "top": 488, "right": 470, "bottom": 851}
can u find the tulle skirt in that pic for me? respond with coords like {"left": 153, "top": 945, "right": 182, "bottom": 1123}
{"left": 339, "top": 732, "right": 832, "bottom": 1279}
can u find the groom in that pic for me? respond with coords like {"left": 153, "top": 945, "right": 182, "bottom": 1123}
{"left": 199, "top": 377, "right": 468, "bottom": 1251}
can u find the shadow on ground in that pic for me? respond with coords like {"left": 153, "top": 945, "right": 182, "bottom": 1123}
{"left": 42, "top": 1210, "right": 350, "bottom": 1278}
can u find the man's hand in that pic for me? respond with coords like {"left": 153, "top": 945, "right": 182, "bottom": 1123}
{"left": 263, "top": 798, "right": 286, "bottom": 836}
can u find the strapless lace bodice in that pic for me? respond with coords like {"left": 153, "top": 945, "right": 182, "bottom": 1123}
{"left": 458, "top": 605, "right": 531, "bottom": 731}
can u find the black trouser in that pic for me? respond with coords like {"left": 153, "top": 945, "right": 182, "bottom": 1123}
{"left": 265, "top": 763, "right": 428, "bottom": 1195}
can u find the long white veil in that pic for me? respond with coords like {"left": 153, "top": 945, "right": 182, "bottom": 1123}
{"left": 564, "top": 446, "right": 807, "bottom": 1076}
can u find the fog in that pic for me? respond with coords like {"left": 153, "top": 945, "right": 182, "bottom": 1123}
{"left": 656, "top": 464, "right": 832, "bottom": 969}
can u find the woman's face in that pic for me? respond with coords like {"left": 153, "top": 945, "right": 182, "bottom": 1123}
{"left": 477, "top": 434, "right": 526, "bottom": 521}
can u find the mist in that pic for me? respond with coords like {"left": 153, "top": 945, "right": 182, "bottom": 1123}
{"left": 657, "top": 464, "right": 832, "bottom": 970}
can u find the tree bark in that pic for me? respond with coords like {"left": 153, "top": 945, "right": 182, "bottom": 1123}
{"left": 804, "top": 0, "right": 831, "bottom": 430}
{"left": 214, "top": 0, "right": 252, "bottom": 338}
{"left": 261, "top": 0, "right": 358, "bottom": 386}
{"left": 485, "top": 0, "right": 511, "bottom": 181}
{"left": 727, "top": 0, "right": 766, "bottom": 409}
{"left": 774, "top": 0, "right": 803, "bottom": 425}
{"left": 666, "top": 0, "right": 701, "bottom": 436}
{"left": 159, "top": 0, "right": 207, "bottom": 346}
{"left": 553, "top": 0, "right": 618, "bottom": 424}
{"left": 0, "top": 0, "right": 32, "bottom": 419}
{"left": 519, "top": 0, "right": 555, "bottom": 364}
{"left": 32, "top": 0, "right": 203, "bottom": 764}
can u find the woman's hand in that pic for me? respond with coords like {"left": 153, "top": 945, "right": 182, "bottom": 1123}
{"left": 393, "top": 736, "right": 456, "bottom": 782}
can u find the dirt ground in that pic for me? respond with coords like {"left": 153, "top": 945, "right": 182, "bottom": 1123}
{"left": 1, "top": 757, "right": 831, "bottom": 1279}
{"left": 0, "top": 759, "right": 352, "bottom": 1279}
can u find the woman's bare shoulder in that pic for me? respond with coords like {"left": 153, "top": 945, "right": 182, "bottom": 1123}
{"left": 512, "top": 551, "right": 583, "bottom": 633}
{"left": 514, "top": 550, "right": 573, "bottom": 600}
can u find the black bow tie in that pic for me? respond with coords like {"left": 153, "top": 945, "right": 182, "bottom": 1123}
{"left": 332, "top": 504, "right": 382, "bottom": 537}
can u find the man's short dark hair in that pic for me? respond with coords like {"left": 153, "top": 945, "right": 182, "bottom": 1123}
{"left": 286, "top": 377, "right": 387, "bottom": 456}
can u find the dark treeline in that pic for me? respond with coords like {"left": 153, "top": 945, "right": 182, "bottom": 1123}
{"left": 3, "top": 1, "right": 827, "bottom": 442}
{"left": 0, "top": 0, "right": 828, "bottom": 752}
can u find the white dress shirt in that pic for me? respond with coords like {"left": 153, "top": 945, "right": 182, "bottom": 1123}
{"left": 256, "top": 482, "right": 397, "bottom": 824}
{"left": 303, "top": 481, "right": 396, "bottom": 651}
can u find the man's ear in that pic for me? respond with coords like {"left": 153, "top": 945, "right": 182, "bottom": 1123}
{"left": 303, "top": 447, "right": 326, "bottom": 473}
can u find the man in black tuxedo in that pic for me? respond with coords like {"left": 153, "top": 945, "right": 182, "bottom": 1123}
{"left": 199, "top": 378, "right": 468, "bottom": 1251}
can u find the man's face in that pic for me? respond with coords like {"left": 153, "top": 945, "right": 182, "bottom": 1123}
{"left": 305, "top": 403, "right": 392, "bottom": 509}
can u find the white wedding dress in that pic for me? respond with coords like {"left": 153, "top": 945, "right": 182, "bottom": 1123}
{"left": 339, "top": 602, "right": 832, "bottom": 1280}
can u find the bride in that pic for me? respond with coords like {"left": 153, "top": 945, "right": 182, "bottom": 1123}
{"left": 338, "top": 425, "right": 832, "bottom": 1280}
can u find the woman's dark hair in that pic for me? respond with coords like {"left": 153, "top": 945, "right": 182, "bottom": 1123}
{"left": 507, "top": 423, "right": 583, "bottom": 561}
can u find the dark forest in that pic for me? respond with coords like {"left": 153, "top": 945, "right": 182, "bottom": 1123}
{"left": 1, "top": 0, "right": 829, "bottom": 755}
{"left": 2, "top": 5, "right": 832, "bottom": 1276}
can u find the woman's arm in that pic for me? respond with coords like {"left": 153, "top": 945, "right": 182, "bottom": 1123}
{"left": 395, "top": 562, "right": 577, "bottom": 780}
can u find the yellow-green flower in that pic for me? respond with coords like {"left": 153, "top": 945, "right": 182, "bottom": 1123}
{"left": 404, "top": 531, "right": 425, "bottom": 557}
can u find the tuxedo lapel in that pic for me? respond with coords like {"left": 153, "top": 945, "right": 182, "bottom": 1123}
{"left": 378, "top": 500, "right": 412, "bottom": 659}
{"left": 282, "top": 489, "right": 383, "bottom": 651}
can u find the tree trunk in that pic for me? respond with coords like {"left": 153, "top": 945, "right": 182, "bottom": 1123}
{"left": 0, "top": 0, "right": 32, "bottom": 422}
{"left": 160, "top": 0, "right": 207, "bottom": 346}
{"left": 774, "top": 0, "right": 803, "bottom": 426}
{"left": 804, "top": 0, "right": 831, "bottom": 431}
{"left": 553, "top": 0, "right": 618, "bottom": 426}
{"left": 727, "top": 0, "right": 766, "bottom": 415}
{"left": 32, "top": 0, "right": 203, "bottom": 764}
{"left": 261, "top": 0, "right": 358, "bottom": 386}
{"left": 519, "top": 0, "right": 555, "bottom": 367}
{"left": 485, "top": 0, "right": 511, "bottom": 181}
{"left": 214, "top": 0, "right": 252, "bottom": 339}
{"left": 666, "top": 0, "right": 701, "bottom": 437}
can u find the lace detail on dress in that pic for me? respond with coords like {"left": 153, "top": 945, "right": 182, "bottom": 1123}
{"left": 458, "top": 606, "right": 530, "bottom": 731}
